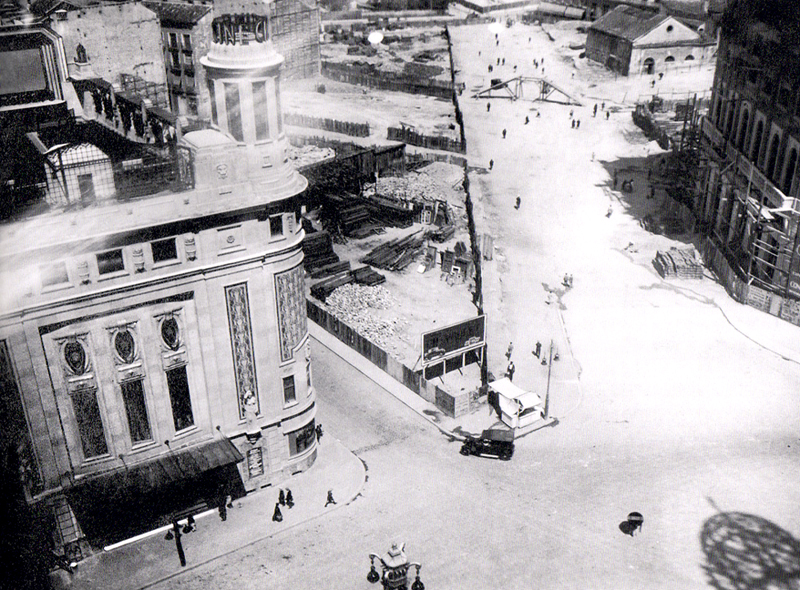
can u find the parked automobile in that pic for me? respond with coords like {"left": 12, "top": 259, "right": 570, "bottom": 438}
{"left": 460, "top": 427, "right": 514, "bottom": 461}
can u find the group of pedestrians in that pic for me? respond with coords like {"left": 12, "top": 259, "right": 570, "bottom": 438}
{"left": 272, "top": 487, "right": 338, "bottom": 523}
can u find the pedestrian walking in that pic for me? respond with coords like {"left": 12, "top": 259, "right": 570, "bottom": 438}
{"left": 515, "top": 196, "right": 521, "bottom": 209}
{"left": 525, "top": 115, "right": 529, "bottom": 124}
{"left": 487, "top": 102, "right": 491, "bottom": 112}
{"left": 576, "top": 120, "right": 580, "bottom": 128}
{"left": 514, "top": 65, "right": 517, "bottom": 71}
{"left": 506, "top": 360, "right": 515, "bottom": 382}
{"left": 272, "top": 502, "right": 283, "bottom": 522}
{"left": 325, "top": 490, "right": 337, "bottom": 507}
{"left": 316, "top": 423, "right": 324, "bottom": 440}
{"left": 571, "top": 120, "right": 575, "bottom": 129}
{"left": 502, "top": 128, "right": 507, "bottom": 139}
{"left": 278, "top": 489, "right": 286, "bottom": 506}
{"left": 606, "top": 111, "right": 610, "bottom": 120}
{"left": 534, "top": 341, "right": 542, "bottom": 358}
{"left": 286, "top": 489, "right": 294, "bottom": 508}
{"left": 497, "top": 57, "right": 500, "bottom": 65}
{"left": 502, "top": 58, "right": 505, "bottom": 65}
{"left": 593, "top": 104, "right": 597, "bottom": 117}
{"left": 536, "top": 111, "right": 540, "bottom": 117}
{"left": 569, "top": 109, "right": 574, "bottom": 118}
{"left": 489, "top": 159, "right": 494, "bottom": 170}
{"left": 506, "top": 342, "right": 514, "bottom": 360}
{"left": 606, "top": 204, "right": 613, "bottom": 217}
{"left": 602, "top": 101, "right": 605, "bottom": 110}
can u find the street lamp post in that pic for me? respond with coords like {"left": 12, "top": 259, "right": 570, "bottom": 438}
{"left": 367, "top": 542, "right": 424, "bottom": 590}
{"left": 164, "top": 516, "right": 196, "bottom": 567}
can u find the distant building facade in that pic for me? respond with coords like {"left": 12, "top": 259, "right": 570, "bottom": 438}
{"left": 144, "top": 1, "right": 214, "bottom": 119}
{"left": 0, "top": 0, "right": 316, "bottom": 564}
{"left": 45, "top": 0, "right": 167, "bottom": 88}
{"left": 696, "top": 0, "right": 800, "bottom": 315}
{"left": 586, "top": 5, "right": 715, "bottom": 76}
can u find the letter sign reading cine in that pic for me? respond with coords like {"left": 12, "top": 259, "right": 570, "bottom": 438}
{"left": 212, "top": 14, "right": 269, "bottom": 45}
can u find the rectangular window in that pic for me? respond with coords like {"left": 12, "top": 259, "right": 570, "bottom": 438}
{"left": 224, "top": 82, "right": 243, "bottom": 142}
{"left": 288, "top": 420, "right": 315, "bottom": 456}
{"left": 270, "top": 215, "right": 283, "bottom": 238}
{"left": 41, "top": 262, "right": 69, "bottom": 287}
{"left": 252, "top": 81, "right": 269, "bottom": 141}
{"left": 282, "top": 375, "right": 296, "bottom": 405}
{"left": 120, "top": 379, "right": 152, "bottom": 443}
{"left": 97, "top": 249, "right": 125, "bottom": 275}
{"left": 70, "top": 387, "right": 108, "bottom": 458}
{"left": 207, "top": 80, "right": 217, "bottom": 125}
{"left": 182, "top": 33, "right": 191, "bottom": 50}
{"left": 151, "top": 238, "right": 178, "bottom": 263}
{"left": 275, "top": 78, "right": 283, "bottom": 134}
{"left": 169, "top": 32, "right": 178, "bottom": 48}
{"left": 166, "top": 365, "right": 194, "bottom": 431}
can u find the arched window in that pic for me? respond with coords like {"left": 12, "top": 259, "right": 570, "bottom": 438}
{"left": 685, "top": 54, "right": 695, "bottom": 61}
{"left": 665, "top": 55, "right": 675, "bottom": 63}
{"left": 782, "top": 148, "right": 797, "bottom": 195}
{"left": 737, "top": 110, "right": 749, "bottom": 151}
{"left": 725, "top": 104, "right": 735, "bottom": 138}
{"left": 765, "top": 134, "right": 780, "bottom": 180}
{"left": 642, "top": 57, "right": 654, "bottom": 75}
{"left": 750, "top": 120, "right": 764, "bottom": 164}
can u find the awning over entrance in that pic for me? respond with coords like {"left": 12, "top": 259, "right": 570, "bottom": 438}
{"left": 66, "top": 437, "right": 243, "bottom": 500}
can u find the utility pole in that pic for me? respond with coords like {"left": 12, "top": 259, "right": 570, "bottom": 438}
{"left": 544, "top": 340, "right": 553, "bottom": 420}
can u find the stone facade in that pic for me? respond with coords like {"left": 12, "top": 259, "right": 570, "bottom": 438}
{"left": 0, "top": 0, "right": 314, "bottom": 558}
{"left": 53, "top": 1, "right": 167, "bottom": 87}
{"left": 696, "top": 2, "right": 800, "bottom": 309}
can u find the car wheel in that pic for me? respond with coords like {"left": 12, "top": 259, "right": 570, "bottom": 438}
{"left": 460, "top": 446, "right": 471, "bottom": 456}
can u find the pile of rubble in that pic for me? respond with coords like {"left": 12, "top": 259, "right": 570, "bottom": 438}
{"left": 365, "top": 170, "right": 460, "bottom": 208}
{"left": 324, "top": 284, "right": 403, "bottom": 347}
{"left": 288, "top": 144, "right": 335, "bottom": 168}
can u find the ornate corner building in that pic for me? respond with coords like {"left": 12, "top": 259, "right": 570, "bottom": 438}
{"left": 0, "top": 0, "right": 316, "bottom": 561}
{"left": 696, "top": 1, "right": 800, "bottom": 323}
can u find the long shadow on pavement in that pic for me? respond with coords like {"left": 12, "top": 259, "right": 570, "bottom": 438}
{"left": 700, "top": 508, "right": 800, "bottom": 590}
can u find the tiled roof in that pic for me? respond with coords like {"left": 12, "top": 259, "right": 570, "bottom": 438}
{"left": 589, "top": 5, "right": 670, "bottom": 41}
{"left": 143, "top": 0, "right": 210, "bottom": 24}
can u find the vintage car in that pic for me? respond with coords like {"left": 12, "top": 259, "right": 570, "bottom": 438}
{"left": 460, "top": 427, "right": 514, "bottom": 460}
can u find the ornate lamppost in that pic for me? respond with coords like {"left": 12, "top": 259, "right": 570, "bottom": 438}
{"left": 367, "top": 542, "right": 424, "bottom": 590}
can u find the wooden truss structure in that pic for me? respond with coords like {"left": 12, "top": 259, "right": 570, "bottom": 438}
{"left": 472, "top": 77, "right": 582, "bottom": 106}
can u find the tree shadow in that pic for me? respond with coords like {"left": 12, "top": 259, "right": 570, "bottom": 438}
{"left": 700, "top": 510, "right": 800, "bottom": 590}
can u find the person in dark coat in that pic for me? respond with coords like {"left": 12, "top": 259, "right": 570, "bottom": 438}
{"left": 502, "top": 128, "right": 507, "bottom": 139}
{"left": 278, "top": 488, "right": 286, "bottom": 506}
{"left": 487, "top": 102, "right": 491, "bottom": 112}
{"left": 272, "top": 502, "right": 283, "bottom": 522}
{"left": 534, "top": 341, "right": 542, "bottom": 358}
{"left": 325, "top": 490, "right": 337, "bottom": 506}
{"left": 506, "top": 361, "right": 515, "bottom": 382}
{"left": 286, "top": 489, "right": 294, "bottom": 508}
{"left": 489, "top": 159, "right": 494, "bottom": 170}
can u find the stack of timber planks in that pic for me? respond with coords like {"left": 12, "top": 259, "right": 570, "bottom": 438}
{"left": 653, "top": 247, "right": 703, "bottom": 279}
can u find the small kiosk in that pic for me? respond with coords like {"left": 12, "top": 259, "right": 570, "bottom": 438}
{"left": 490, "top": 378, "right": 544, "bottom": 429}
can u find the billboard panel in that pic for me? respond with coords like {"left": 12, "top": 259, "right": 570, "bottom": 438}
{"left": 421, "top": 315, "right": 485, "bottom": 366}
